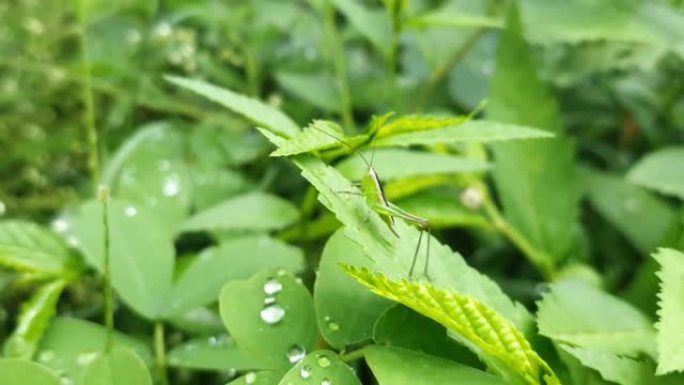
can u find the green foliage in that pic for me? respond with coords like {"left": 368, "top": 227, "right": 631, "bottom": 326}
{"left": 654, "top": 248, "right": 684, "bottom": 374}
{"left": 78, "top": 346, "right": 152, "bottom": 385}
{"left": 628, "top": 147, "right": 684, "bottom": 200}
{"left": 0, "top": 359, "right": 60, "bottom": 385}
{"left": 277, "top": 350, "right": 360, "bottom": 385}
{"left": 343, "top": 266, "right": 560, "bottom": 385}
{"left": 167, "top": 335, "right": 260, "bottom": 371}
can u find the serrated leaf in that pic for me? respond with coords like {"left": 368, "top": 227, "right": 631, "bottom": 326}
{"left": 37, "top": 317, "right": 153, "bottom": 382}
{"left": 375, "top": 120, "right": 553, "bottom": 147}
{"left": 375, "top": 115, "right": 469, "bottom": 138}
{"left": 167, "top": 335, "right": 260, "bottom": 371}
{"left": 271, "top": 120, "right": 348, "bottom": 157}
{"left": 219, "top": 270, "right": 317, "bottom": 372}
{"left": 277, "top": 350, "right": 360, "bottom": 385}
{"left": 537, "top": 280, "right": 656, "bottom": 358}
{"left": 627, "top": 147, "right": 684, "bottom": 200}
{"left": 0, "top": 220, "right": 79, "bottom": 277}
{"left": 164, "top": 235, "right": 304, "bottom": 317}
{"left": 166, "top": 76, "right": 300, "bottom": 138}
{"left": 71, "top": 200, "right": 174, "bottom": 320}
{"left": 314, "top": 230, "right": 392, "bottom": 349}
{"left": 344, "top": 266, "right": 560, "bottom": 385}
{"left": 180, "top": 192, "right": 300, "bottom": 233}
{"left": 335, "top": 148, "right": 489, "bottom": 181}
{"left": 559, "top": 345, "right": 651, "bottom": 385}
{"left": 3, "top": 280, "right": 67, "bottom": 359}
{"left": 366, "top": 345, "right": 504, "bottom": 385}
{"left": 653, "top": 248, "right": 684, "bottom": 374}
{"left": 488, "top": 5, "right": 580, "bottom": 266}
{"left": 289, "top": 154, "right": 532, "bottom": 332}
{"left": 583, "top": 168, "right": 676, "bottom": 254}
{"left": 77, "top": 346, "right": 152, "bottom": 385}
{"left": 0, "top": 359, "right": 60, "bottom": 385}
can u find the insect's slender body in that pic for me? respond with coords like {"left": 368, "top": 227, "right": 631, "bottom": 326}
{"left": 316, "top": 127, "right": 432, "bottom": 278}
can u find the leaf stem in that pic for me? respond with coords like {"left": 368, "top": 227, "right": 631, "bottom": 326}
{"left": 323, "top": 1, "right": 355, "bottom": 132}
{"left": 340, "top": 347, "right": 366, "bottom": 363}
{"left": 97, "top": 186, "right": 114, "bottom": 353}
{"left": 76, "top": 0, "right": 100, "bottom": 185}
{"left": 482, "top": 196, "right": 556, "bottom": 280}
{"left": 154, "top": 321, "right": 169, "bottom": 385}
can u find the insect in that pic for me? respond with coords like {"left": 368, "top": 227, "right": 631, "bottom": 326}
{"left": 315, "top": 127, "right": 432, "bottom": 279}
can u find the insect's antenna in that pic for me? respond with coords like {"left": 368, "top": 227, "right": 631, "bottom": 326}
{"left": 368, "top": 133, "right": 378, "bottom": 167}
{"left": 311, "top": 125, "right": 372, "bottom": 169}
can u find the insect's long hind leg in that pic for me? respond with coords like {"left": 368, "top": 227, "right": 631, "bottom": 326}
{"left": 423, "top": 227, "right": 432, "bottom": 280}
{"left": 408, "top": 229, "right": 424, "bottom": 278}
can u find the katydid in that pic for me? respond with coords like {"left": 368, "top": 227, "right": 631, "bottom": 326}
{"left": 315, "top": 127, "right": 432, "bottom": 279}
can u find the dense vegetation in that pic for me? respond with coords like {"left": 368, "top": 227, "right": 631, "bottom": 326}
{"left": 1, "top": 1, "right": 683, "bottom": 385}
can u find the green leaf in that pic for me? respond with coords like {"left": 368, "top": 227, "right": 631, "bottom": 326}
{"left": 331, "top": 0, "right": 392, "bottom": 55}
{"left": 344, "top": 266, "right": 560, "bottom": 385}
{"left": 653, "top": 248, "right": 684, "bottom": 374}
{"left": 583, "top": 168, "right": 675, "bottom": 254}
{"left": 37, "top": 317, "right": 153, "bottom": 382}
{"left": 314, "top": 230, "right": 392, "bottom": 349}
{"left": 77, "top": 346, "right": 152, "bottom": 385}
{"left": 628, "top": 147, "right": 684, "bottom": 200}
{"left": 373, "top": 305, "right": 479, "bottom": 364}
{"left": 409, "top": 10, "right": 503, "bottom": 29}
{"left": 488, "top": 5, "right": 580, "bottom": 264}
{"left": 559, "top": 345, "right": 651, "bottom": 385}
{"left": 375, "top": 114, "right": 469, "bottom": 138}
{"left": 374, "top": 120, "right": 553, "bottom": 147}
{"left": 335, "top": 148, "right": 489, "bottom": 181}
{"left": 271, "top": 120, "right": 348, "bottom": 157}
{"left": 0, "top": 359, "right": 60, "bottom": 385}
{"left": 395, "top": 189, "right": 490, "bottom": 229}
{"left": 365, "top": 345, "right": 504, "bottom": 385}
{"left": 219, "top": 269, "right": 317, "bottom": 372}
{"left": 165, "top": 235, "right": 304, "bottom": 317}
{"left": 167, "top": 335, "right": 261, "bottom": 371}
{"left": 227, "top": 371, "right": 282, "bottom": 385}
{"left": 537, "top": 280, "right": 656, "bottom": 357}
{"left": 180, "top": 192, "right": 300, "bottom": 233}
{"left": 288, "top": 154, "right": 532, "bottom": 331}
{"left": 104, "top": 122, "right": 192, "bottom": 229}
{"left": 3, "top": 280, "right": 67, "bottom": 359}
{"left": 277, "top": 350, "right": 360, "bottom": 385}
{"left": 275, "top": 72, "right": 340, "bottom": 112}
{"left": 71, "top": 200, "right": 174, "bottom": 320}
{"left": 0, "top": 220, "right": 79, "bottom": 277}
{"left": 166, "top": 76, "right": 300, "bottom": 138}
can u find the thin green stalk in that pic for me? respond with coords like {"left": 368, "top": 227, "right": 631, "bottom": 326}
{"left": 97, "top": 186, "right": 114, "bottom": 353}
{"left": 154, "top": 322, "right": 169, "bottom": 385}
{"left": 323, "top": 1, "right": 355, "bottom": 132}
{"left": 244, "top": 48, "right": 260, "bottom": 97}
{"left": 340, "top": 347, "right": 366, "bottom": 363}
{"left": 482, "top": 197, "right": 556, "bottom": 280}
{"left": 76, "top": 0, "right": 100, "bottom": 185}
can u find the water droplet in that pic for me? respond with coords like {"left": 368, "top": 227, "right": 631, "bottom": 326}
{"left": 0, "top": 201, "right": 6, "bottom": 216}
{"left": 300, "top": 365, "right": 312, "bottom": 379}
{"left": 460, "top": 187, "right": 483, "bottom": 210}
{"left": 245, "top": 372, "right": 257, "bottom": 384}
{"left": 295, "top": 277, "right": 303, "bottom": 284}
{"left": 207, "top": 335, "right": 231, "bottom": 347}
{"left": 321, "top": 378, "right": 331, "bottom": 385}
{"left": 162, "top": 175, "right": 181, "bottom": 197}
{"left": 264, "top": 278, "right": 283, "bottom": 295}
{"left": 324, "top": 317, "right": 340, "bottom": 331}
{"left": 277, "top": 269, "right": 288, "bottom": 277}
{"left": 67, "top": 236, "right": 80, "bottom": 247}
{"left": 260, "top": 304, "right": 286, "bottom": 324}
{"left": 124, "top": 206, "right": 138, "bottom": 217}
{"left": 264, "top": 296, "right": 276, "bottom": 305}
{"left": 38, "top": 350, "right": 55, "bottom": 363}
{"left": 317, "top": 355, "right": 331, "bottom": 368}
{"left": 286, "top": 345, "right": 306, "bottom": 364}
{"left": 51, "top": 218, "right": 70, "bottom": 233}
{"left": 76, "top": 351, "right": 99, "bottom": 366}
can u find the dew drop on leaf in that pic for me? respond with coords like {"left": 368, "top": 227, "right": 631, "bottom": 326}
{"left": 264, "top": 278, "right": 283, "bottom": 295}
{"left": 245, "top": 372, "right": 257, "bottom": 384}
{"left": 324, "top": 316, "right": 339, "bottom": 331}
{"left": 51, "top": 218, "right": 70, "bottom": 233}
{"left": 300, "top": 365, "right": 312, "bottom": 379}
{"left": 38, "top": 350, "right": 55, "bottom": 363}
{"left": 260, "top": 304, "right": 286, "bottom": 324}
{"left": 286, "top": 345, "right": 306, "bottom": 364}
{"left": 76, "top": 351, "right": 99, "bottom": 366}
{"left": 162, "top": 175, "right": 181, "bottom": 197}
{"left": 316, "top": 355, "right": 331, "bottom": 368}
{"left": 67, "top": 236, "right": 80, "bottom": 247}
{"left": 321, "top": 378, "right": 331, "bottom": 385}
{"left": 264, "top": 296, "right": 276, "bottom": 305}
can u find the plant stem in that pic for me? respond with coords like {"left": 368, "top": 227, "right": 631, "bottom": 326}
{"left": 340, "top": 347, "right": 366, "bottom": 363}
{"left": 154, "top": 322, "right": 169, "bottom": 385}
{"left": 97, "top": 186, "right": 114, "bottom": 353}
{"left": 76, "top": 0, "right": 100, "bottom": 185}
{"left": 323, "top": 1, "right": 355, "bottom": 132}
{"left": 482, "top": 197, "right": 556, "bottom": 280}
{"left": 415, "top": 27, "right": 488, "bottom": 112}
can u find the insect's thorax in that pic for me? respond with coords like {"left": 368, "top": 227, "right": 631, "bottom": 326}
{"left": 361, "top": 168, "right": 388, "bottom": 206}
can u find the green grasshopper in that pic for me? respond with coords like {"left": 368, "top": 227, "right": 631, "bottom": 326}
{"left": 316, "top": 127, "right": 432, "bottom": 279}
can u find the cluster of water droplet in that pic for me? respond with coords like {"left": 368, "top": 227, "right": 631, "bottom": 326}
{"left": 296, "top": 353, "right": 333, "bottom": 385}
{"left": 259, "top": 275, "right": 285, "bottom": 325}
